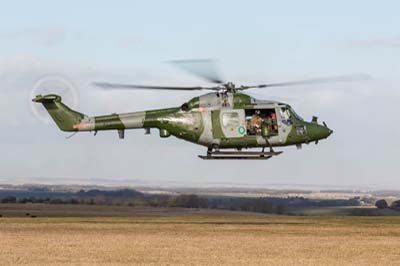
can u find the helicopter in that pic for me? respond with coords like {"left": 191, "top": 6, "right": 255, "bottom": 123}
{"left": 32, "top": 60, "right": 367, "bottom": 160}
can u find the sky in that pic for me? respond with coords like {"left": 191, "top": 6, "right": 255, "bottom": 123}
{"left": 1, "top": 0, "right": 399, "bottom": 189}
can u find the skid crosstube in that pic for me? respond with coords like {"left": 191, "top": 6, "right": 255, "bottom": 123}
{"left": 198, "top": 150, "right": 283, "bottom": 160}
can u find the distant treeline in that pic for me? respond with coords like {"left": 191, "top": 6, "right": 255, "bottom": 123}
{"left": 0, "top": 189, "right": 362, "bottom": 215}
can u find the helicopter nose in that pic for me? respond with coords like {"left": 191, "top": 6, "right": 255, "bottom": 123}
{"left": 320, "top": 124, "right": 333, "bottom": 139}
{"left": 309, "top": 123, "right": 333, "bottom": 141}
{"left": 324, "top": 128, "right": 333, "bottom": 139}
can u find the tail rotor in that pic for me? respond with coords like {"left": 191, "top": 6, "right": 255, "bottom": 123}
{"left": 29, "top": 75, "right": 79, "bottom": 124}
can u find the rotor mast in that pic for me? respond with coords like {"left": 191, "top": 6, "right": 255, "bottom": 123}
{"left": 223, "top": 82, "right": 237, "bottom": 93}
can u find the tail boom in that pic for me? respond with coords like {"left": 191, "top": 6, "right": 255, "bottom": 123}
{"left": 33, "top": 94, "right": 145, "bottom": 132}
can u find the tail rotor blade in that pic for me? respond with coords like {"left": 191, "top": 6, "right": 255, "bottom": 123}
{"left": 30, "top": 75, "right": 79, "bottom": 124}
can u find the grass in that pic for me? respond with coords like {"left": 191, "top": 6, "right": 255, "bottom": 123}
{"left": 1, "top": 205, "right": 400, "bottom": 265}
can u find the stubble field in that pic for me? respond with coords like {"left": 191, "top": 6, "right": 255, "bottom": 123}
{"left": 0, "top": 205, "right": 400, "bottom": 266}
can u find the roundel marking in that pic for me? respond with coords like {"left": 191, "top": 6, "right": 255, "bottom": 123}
{"left": 237, "top": 125, "right": 246, "bottom": 135}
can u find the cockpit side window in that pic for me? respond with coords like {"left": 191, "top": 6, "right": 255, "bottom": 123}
{"left": 289, "top": 107, "right": 304, "bottom": 121}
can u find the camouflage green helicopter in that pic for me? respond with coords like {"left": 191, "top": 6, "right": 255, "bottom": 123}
{"left": 33, "top": 61, "right": 367, "bottom": 160}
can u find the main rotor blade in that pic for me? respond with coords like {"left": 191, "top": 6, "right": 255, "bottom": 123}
{"left": 241, "top": 74, "right": 372, "bottom": 90}
{"left": 167, "top": 59, "right": 225, "bottom": 84}
{"left": 93, "top": 82, "right": 220, "bottom": 91}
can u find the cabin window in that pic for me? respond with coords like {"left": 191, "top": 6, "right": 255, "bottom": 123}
{"left": 222, "top": 112, "right": 240, "bottom": 128}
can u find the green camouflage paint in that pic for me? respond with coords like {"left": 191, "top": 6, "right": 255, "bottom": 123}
{"left": 95, "top": 114, "right": 125, "bottom": 131}
{"left": 32, "top": 94, "right": 83, "bottom": 131}
{"left": 33, "top": 92, "right": 332, "bottom": 151}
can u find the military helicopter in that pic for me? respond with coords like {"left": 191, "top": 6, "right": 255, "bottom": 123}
{"left": 32, "top": 60, "right": 367, "bottom": 160}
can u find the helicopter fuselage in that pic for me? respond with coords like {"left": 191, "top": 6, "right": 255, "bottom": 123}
{"left": 33, "top": 92, "right": 332, "bottom": 151}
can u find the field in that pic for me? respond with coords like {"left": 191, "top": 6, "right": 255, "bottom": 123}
{"left": 1, "top": 204, "right": 400, "bottom": 266}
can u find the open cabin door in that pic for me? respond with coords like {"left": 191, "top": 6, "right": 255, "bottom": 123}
{"left": 244, "top": 108, "right": 279, "bottom": 138}
{"left": 211, "top": 109, "right": 246, "bottom": 139}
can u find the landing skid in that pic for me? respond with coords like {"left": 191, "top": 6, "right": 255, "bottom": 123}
{"left": 198, "top": 149, "right": 283, "bottom": 160}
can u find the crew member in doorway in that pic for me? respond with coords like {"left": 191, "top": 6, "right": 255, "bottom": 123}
{"left": 251, "top": 114, "right": 262, "bottom": 134}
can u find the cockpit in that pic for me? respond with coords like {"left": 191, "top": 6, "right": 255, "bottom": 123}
{"left": 279, "top": 105, "right": 304, "bottom": 125}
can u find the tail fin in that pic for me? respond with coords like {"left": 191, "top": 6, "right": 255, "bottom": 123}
{"left": 32, "top": 94, "right": 85, "bottom": 131}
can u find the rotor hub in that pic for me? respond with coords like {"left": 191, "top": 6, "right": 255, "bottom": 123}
{"left": 223, "top": 82, "right": 237, "bottom": 92}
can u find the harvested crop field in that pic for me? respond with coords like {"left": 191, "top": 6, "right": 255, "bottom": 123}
{"left": 0, "top": 205, "right": 400, "bottom": 266}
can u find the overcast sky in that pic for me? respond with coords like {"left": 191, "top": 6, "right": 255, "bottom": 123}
{"left": 1, "top": 0, "right": 399, "bottom": 189}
